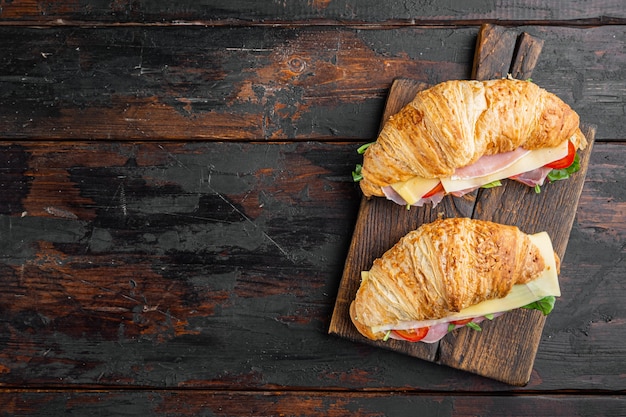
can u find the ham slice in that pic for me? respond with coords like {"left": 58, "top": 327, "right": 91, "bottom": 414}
{"left": 510, "top": 166, "right": 553, "bottom": 187}
{"left": 412, "top": 192, "right": 445, "bottom": 208}
{"left": 450, "top": 187, "right": 480, "bottom": 197}
{"left": 451, "top": 147, "right": 530, "bottom": 180}
{"left": 382, "top": 144, "right": 563, "bottom": 206}
{"left": 418, "top": 322, "right": 452, "bottom": 343}
{"left": 382, "top": 186, "right": 407, "bottom": 205}
{"left": 382, "top": 186, "right": 445, "bottom": 208}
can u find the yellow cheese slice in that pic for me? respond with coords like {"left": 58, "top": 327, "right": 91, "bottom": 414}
{"left": 390, "top": 177, "right": 440, "bottom": 206}
{"left": 369, "top": 231, "right": 560, "bottom": 332}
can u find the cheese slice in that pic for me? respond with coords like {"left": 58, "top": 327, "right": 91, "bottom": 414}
{"left": 370, "top": 231, "right": 560, "bottom": 333}
{"left": 390, "top": 177, "right": 440, "bottom": 206}
{"left": 389, "top": 141, "right": 569, "bottom": 204}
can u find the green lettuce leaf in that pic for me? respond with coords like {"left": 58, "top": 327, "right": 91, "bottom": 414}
{"left": 351, "top": 142, "right": 375, "bottom": 182}
{"left": 357, "top": 142, "right": 374, "bottom": 155}
{"left": 481, "top": 179, "right": 502, "bottom": 189}
{"left": 352, "top": 164, "right": 363, "bottom": 182}
{"left": 521, "top": 296, "right": 556, "bottom": 316}
{"left": 465, "top": 322, "right": 482, "bottom": 331}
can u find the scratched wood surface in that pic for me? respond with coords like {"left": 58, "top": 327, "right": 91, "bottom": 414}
{"left": 0, "top": 25, "right": 625, "bottom": 141}
{"left": 0, "top": 141, "right": 622, "bottom": 388}
{"left": 1, "top": 1, "right": 625, "bottom": 416}
{"left": 0, "top": 0, "right": 625, "bottom": 23}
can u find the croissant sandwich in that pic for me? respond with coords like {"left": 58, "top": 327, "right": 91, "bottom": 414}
{"left": 353, "top": 78, "right": 587, "bottom": 207}
{"left": 350, "top": 218, "right": 561, "bottom": 343}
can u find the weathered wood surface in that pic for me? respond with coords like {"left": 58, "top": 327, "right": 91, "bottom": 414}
{"left": 0, "top": 25, "right": 625, "bottom": 141}
{"left": 0, "top": 141, "right": 623, "bottom": 391}
{"left": 0, "top": 0, "right": 625, "bottom": 24}
{"left": 0, "top": 391, "right": 625, "bottom": 417}
{"left": 1, "top": 1, "right": 625, "bottom": 415}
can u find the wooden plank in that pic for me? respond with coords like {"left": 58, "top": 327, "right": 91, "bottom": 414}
{"left": 0, "top": 0, "right": 625, "bottom": 24}
{"left": 511, "top": 32, "right": 545, "bottom": 80}
{"left": 0, "top": 391, "right": 625, "bottom": 417}
{"left": 472, "top": 24, "right": 546, "bottom": 81}
{"left": 472, "top": 24, "right": 519, "bottom": 80}
{"left": 0, "top": 26, "right": 470, "bottom": 141}
{"left": 0, "top": 26, "right": 624, "bottom": 141}
{"left": 0, "top": 141, "right": 623, "bottom": 391}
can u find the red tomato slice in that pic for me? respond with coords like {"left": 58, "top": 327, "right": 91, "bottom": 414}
{"left": 545, "top": 141, "right": 575, "bottom": 169}
{"left": 450, "top": 318, "right": 473, "bottom": 326}
{"left": 422, "top": 182, "right": 444, "bottom": 198}
{"left": 392, "top": 327, "right": 429, "bottom": 342}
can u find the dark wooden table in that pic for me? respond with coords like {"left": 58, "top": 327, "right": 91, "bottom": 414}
{"left": 1, "top": 2, "right": 625, "bottom": 416}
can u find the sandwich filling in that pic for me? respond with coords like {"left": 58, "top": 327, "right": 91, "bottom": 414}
{"left": 383, "top": 138, "right": 576, "bottom": 207}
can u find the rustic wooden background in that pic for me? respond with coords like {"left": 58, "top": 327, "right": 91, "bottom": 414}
{"left": 0, "top": 1, "right": 625, "bottom": 415}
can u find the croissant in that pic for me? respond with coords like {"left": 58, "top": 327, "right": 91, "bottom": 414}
{"left": 350, "top": 218, "right": 560, "bottom": 341}
{"left": 360, "top": 78, "right": 587, "bottom": 198}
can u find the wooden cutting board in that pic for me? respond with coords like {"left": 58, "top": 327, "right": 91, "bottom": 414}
{"left": 329, "top": 24, "right": 596, "bottom": 386}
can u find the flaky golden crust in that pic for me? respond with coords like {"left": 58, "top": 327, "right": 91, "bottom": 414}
{"left": 360, "top": 79, "right": 587, "bottom": 198}
{"left": 350, "top": 218, "right": 553, "bottom": 341}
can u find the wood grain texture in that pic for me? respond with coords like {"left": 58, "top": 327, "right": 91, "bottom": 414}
{"left": 0, "top": 141, "right": 363, "bottom": 388}
{"left": 0, "top": 0, "right": 625, "bottom": 24}
{"left": 0, "top": 26, "right": 470, "bottom": 141}
{"left": 472, "top": 24, "right": 519, "bottom": 80}
{"left": 472, "top": 24, "right": 545, "bottom": 81}
{"left": 0, "top": 26, "right": 624, "bottom": 141}
{"left": 510, "top": 32, "right": 545, "bottom": 80}
{"left": 0, "top": 141, "right": 623, "bottom": 393}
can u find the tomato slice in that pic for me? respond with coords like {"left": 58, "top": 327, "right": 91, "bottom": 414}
{"left": 450, "top": 318, "right": 474, "bottom": 326}
{"left": 392, "top": 327, "right": 429, "bottom": 342}
{"left": 422, "top": 182, "right": 444, "bottom": 198}
{"left": 545, "top": 141, "right": 575, "bottom": 169}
